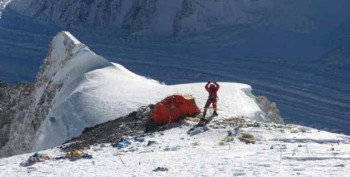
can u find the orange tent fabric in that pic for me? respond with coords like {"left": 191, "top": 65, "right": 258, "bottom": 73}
{"left": 151, "top": 95, "right": 201, "bottom": 124}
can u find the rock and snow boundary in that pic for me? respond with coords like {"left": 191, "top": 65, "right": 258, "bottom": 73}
{"left": 0, "top": 31, "right": 281, "bottom": 157}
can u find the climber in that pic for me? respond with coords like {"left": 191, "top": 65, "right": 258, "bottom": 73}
{"left": 203, "top": 81, "right": 220, "bottom": 118}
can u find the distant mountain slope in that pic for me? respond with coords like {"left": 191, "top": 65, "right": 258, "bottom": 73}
{"left": 7, "top": 0, "right": 318, "bottom": 35}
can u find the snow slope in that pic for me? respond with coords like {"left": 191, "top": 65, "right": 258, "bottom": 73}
{"left": 0, "top": 119, "right": 349, "bottom": 177}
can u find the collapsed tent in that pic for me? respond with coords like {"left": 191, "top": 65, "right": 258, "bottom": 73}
{"left": 151, "top": 95, "right": 201, "bottom": 124}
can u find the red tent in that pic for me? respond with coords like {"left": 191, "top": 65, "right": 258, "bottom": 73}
{"left": 150, "top": 95, "right": 201, "bottom": 124}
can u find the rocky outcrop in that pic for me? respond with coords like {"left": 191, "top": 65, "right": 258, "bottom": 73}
{"left": 255, "top": 96, "right": 284, "bottom": 124}
{"left": 61, "top": 105, "right": 155, "bottom": 152}
{"left": 0, "top": 81, "right": 35, "bottom": 148}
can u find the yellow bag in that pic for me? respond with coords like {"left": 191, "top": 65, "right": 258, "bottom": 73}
{"left": 66, "top": 150, "right": 82, "bottom": 158}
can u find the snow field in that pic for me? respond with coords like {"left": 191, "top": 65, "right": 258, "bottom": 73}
{"left": 1, "top": 120, "right": 349, "bottom": 177}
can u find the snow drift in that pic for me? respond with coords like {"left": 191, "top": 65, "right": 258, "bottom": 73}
{"left": 0, "top": 31, "right": 282, "bottom": 157}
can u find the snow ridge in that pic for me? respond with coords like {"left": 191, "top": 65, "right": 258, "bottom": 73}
{"left": 0, "top": 31, "right": 281, "bottom": 157}
{"left": 0, "top": 31, "right": 111, "bottom": 157}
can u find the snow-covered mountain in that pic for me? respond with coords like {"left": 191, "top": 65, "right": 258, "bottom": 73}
{"left": 7, "top": 0, "right": 317, "bottom": 35}
{"left": 0, "top": 31, "right": 282, "bottom": 157}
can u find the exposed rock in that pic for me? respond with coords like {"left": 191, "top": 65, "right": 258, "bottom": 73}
{"left": 122, "top": 0, "right": 158, "bottom": 33}
{"left": 0, "top": 81, "right": 34, "bottom": 149}
{"left": 61, "top": 105, "right": 155, "bottom": 152}
{"left": 255, "top": 96, "right": 284, "bottom": 124}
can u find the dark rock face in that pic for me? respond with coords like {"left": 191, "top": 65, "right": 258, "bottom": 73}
{"left": 123, "top": 0, "right": 158, "bottom": 33}
{"left": 94, "top": 0, "right": 123, "bottom": 26}
{"left": 173, "top": 0, "right": 195, "bottom": 35}
{"left": 0, "top": 81, "right": 35, "bottom": 149}
{"left": 61, "top": 105, "right": 156, "bottom": 151}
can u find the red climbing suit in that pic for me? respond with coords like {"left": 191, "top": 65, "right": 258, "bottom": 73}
{"left": 204, "top": 81, "right": 220, "bottom": 109}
